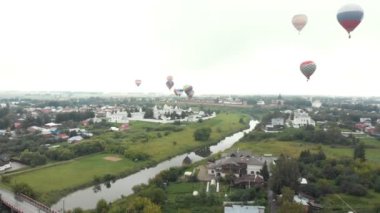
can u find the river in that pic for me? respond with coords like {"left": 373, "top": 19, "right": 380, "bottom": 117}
{"left": 52, "top": 120, "right": 258, "bottom": 211}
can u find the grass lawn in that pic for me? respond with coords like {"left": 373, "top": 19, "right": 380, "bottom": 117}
{"left": 322, "top": 191, "right": 380, "bottom": 213}
{"left": 234, "top": 137, "right": 380, "bottom": 164}
{"left": 164, "top": 182, "right": 225, "bottom": 213}
{"left": 7, "top": 153, "right": 146, "bottom": 204}
{"left": 126, "top": 112, "right": 250, "bottom": 162}
{"left": 2, "top": 112, "right": 250, "bottom": 205}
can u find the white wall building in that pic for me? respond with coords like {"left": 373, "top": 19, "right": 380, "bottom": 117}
{"left": 106, "top": 111, "right": 129, "bottom": 123}
{"left": 292, "top": 109, "right": 315, "bottom": 128}
{"left": 312, "top": 100, "right": 322, "bottom": 108}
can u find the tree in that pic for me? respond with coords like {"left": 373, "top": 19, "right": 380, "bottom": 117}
{"left": 125, "top": 197, "right": 161, "bottom": 213}
{"left": 374, "top": 177, "right": 380, "bottom": 193}
{"left": 280, "top": 187, "right": 295, "bottom": 203}
{"left": 144, "top": 108, "right": 154, "bottom": 119}
{"left": 260, "top": 161, "right": 270, "bottom": 181}
{"left": 96, "top": 199, "right": 109, "bottom": 213}
{"left": 12, "top": 182, "right": 37, "bottom": 199}
{"left": 354, "top": 142, "right": 366, "bottom": 161}
{"left": 193, "top": 128, "right": 212, "bottom": 141}
{"left": 270, "top": 155, "right": 300, "bottom": 194}
{"left": 278, "top": 201, "right": 305, "bottom": 213}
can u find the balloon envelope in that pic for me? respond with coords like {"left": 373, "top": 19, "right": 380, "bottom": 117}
{"left": 166, "top": 81, "right": 174, "bottom": 90}
{"left": 183, "top": 85, "right": 193, "bottom": 93}
{"left": 337, "top": 4, "right": 364, "bottom": 38}
{"left": 292, "top": 14, "right": 308, "bottom": 33}
{"left": 166, "top": 75, "right": 173, "bottom": 81}
{"left": 187, "top": 90, "right": 194, "bottom": 99}
{"left": 300, "top": 61, "right": 316, "bottom": 81}
{"left": 135, "top": 79, "right": 142, "bottom": 87}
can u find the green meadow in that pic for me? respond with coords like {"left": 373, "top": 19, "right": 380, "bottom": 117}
{"left": 233, "top": 136, "right": 380, "bottom": 164}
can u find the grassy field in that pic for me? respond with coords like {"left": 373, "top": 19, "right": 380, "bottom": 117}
{"left": 233, "top": 136, "right": 380, "bottom": 164}
{"left": 127, "top": 112, "right": 250, "bottom": 162}
{"left": 322, "top": 191, "right": 380, "bottom": 213}
{"left": 2, "top": 112, "right": 250, "bottom": 205}
{"left": 7, "top": 153, "right": 146, "bottom": 204}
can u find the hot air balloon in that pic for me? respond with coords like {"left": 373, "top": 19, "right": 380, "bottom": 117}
{"left": 135, "top": 79, "right": 142, "bottom": 87}
{"left": 174, "top": 88, "right": 184, "bottom": 96}
{"left": 187, "top": 90, "right": 194, "bottom": 99}
{"left": 166, "top": 75, "right": 174, "bottom": 89}
{"left": 166, "top": 81, "right": 174, "bottom": 90}
{"left": 300, "top": 61, "right": 316, "bottom": 81}
{"left": 183, "top": 85, "right": 194, "bottom": 98}
{"left": 292, "top": 14, "right": 308, "bottom": 34}
{"left": 337, "top": 4, "right": 364, "bottom": 39}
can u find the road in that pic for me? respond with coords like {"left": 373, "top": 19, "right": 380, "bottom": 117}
{"left": 0, "top": 188, "right": 49, "bottom": 213}
{"left": 268, "top": 190, "right": 277, "bottom": 213}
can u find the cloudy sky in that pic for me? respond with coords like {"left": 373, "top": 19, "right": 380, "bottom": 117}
{"left": 0, "top": 0, "right": 379, "bottom": 96}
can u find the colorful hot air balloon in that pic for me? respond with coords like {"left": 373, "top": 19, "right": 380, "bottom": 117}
{"left": 135, "top": 79, "right": 142, "bottom": 87}
{"left": 300, "top": 61, "right": 316, "bottom": 81}
{"left": 337, "top": 4, "right": 364, "bottom": 39}
{"left": 187, "top": 90, "right": 194, "bottom": 99}
{"left": 183, "top": 85, "right": 194, "bottom": 98}
{"left": 174, "top": 88, "right": 184, "bottom": 96}
{"left": 292, "top": 14, "right": 308, "bottom": 34}
{"left": 166, "top": 81, "right": 174, "bottom": 90}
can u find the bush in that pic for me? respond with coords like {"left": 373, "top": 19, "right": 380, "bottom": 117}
{"left": 193, "top": 128, "right": 212, "bottom": 141}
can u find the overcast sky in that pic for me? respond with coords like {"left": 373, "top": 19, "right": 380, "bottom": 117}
{"left": 0, "top": 0, "right": 379, "bottom": 97}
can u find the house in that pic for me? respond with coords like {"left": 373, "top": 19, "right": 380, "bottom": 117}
{"left": 0, "top": 154, "right": 11, "bottom": 172}
{"left": 257, "top": 100, "right": 265, "bottom": 106}
{"left": 224, "top": 205, "right": 265, "bottom": 213}
{"left": 110, "top": 127, "right": 119, "bottom": 131}
{"left": 292, "top": 109, "right": 315, "bottom": 128}
{"left": 360, "top": 118, "right": 371, "bottom": 123}
{"left": 0, "top": 130, "right": 6, "bottom": 136}
{"left": 106, "top": 111, "right": 129, "bottom": 123}
{"left": 207, "top": 150, "right": 276, "bottom": 187}
{"left": 68, "top": 136, "right": 83, "bottom": 144}
{"left": 44, "top": 122, "right": 61, "bottom": 128}
{"left": 14, "top": 122, "right": 22, "bottom": 129}
{"left": 119, "top": 123, "right": 129, "bottom": 131}
{"left": 311, "top": 100, "right": 322, "bottom": 108}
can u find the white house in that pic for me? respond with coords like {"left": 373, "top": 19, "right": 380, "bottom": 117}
{"left": 292, "top": 109, "right": 315, "bottom": 128}
{"left": 257, "top": 100, "right": 265, "bottom": 106}
{"left": 312, "top": 100, "right": 322, "bottom": 108}
{"left": 360, "top": 118, "right": 371, "bottom": 123}
{"left": 68, "top": 136, "right": 83, "bottom": 143}
{"left": 0, "top": 155, "right": 11, "bottom": 172}
{"left": 224, "top": 205, "right": 265, "bottom": 213}
{"left": 106, "top": 111, "right": 129, "bottom": 123}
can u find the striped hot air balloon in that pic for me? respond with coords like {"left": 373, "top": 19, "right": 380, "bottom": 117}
{"left": 300, "top": 61, "right": 316, "bottom": 81}
{"left": 337, "top": 4, "right": 364, "bottom": 39}
{"left": 292, "top": 14, "right": 308, "bottom": 34}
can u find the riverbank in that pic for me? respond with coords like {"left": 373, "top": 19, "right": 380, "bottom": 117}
{"left": 1, "top": 112, "right": 250, "bottom": 206}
